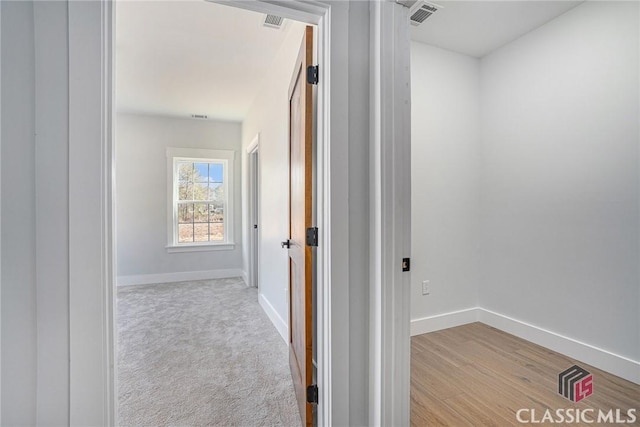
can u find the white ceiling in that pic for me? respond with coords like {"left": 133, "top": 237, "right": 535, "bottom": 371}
{"left": 115, "top": 1, "right": 304, "bottom": 121}
{"left": 410, "top": 1, "right": 584, "bottom": 58}
{"left": 116, "top": 1, "right": 585, "bottom": 121}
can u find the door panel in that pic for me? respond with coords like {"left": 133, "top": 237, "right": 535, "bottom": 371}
{"left": 288, "top": 25, "right": 314, "bottom": 427}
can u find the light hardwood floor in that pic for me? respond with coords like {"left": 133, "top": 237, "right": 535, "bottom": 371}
{"left": 411, "top": 322, "right": 640, "bottom": 426}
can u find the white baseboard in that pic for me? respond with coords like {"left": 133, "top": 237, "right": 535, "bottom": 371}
{"left": 117, "top": 268, "right": 243, "bottom": 286}
{"left": 477, "top": 308, "right": 640, "bottom": 385}
{"left": 258, "top": 293, "right": 288, "bottom": 344}
{"left": 410, "top": 307, "right": 479, "bottom": 336}
{"left": 411, "top": 307, "right": 640, "bottom": 385}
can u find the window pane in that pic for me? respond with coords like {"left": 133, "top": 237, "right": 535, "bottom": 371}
{"left": 194, "top": 163, "right": 208, "bottom": 182}
{"left": 209, "top": 205, "right": 223, "bottom": 223}
{"left": 178, "top": 224, "right": 194, "bottom": 243}
{"left": 193, "top": 203, "right": 208, "bottom": 222}
{"left": 209, "top": 222, "right": 224, "bottom": 241}
{"left": 194, "top": 223, "right": 209, "bottom": 242}
{"left": 208, "top": 183, "right": 224, "bottom": 205}
{"left": 178, "top": 182, "right": 193, "bottom": 201}
{"left": 209, "top": 163, "right": 223, "bottom": 183}
{"left": 178, "top": 162, "right": 194, "bottom": 182}
{"left": 178, "top": 203, "right": 193, "bottom": 223}
{"left": 193, "top": 182, "right": 209, "bottom": 201}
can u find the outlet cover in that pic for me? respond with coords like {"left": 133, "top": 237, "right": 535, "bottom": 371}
{"left": 422, "top": 280, "right": 430, "bottom": 295}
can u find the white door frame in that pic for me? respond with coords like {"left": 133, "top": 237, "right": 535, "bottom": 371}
{"left": 67, "top": 0, "right": 412, "bottom": 425}
{"left": 369, "top": 1, "right": 412, "bottom": 425}
{"left": 247, "top": 134, "right": 260, "bottom": 289}
{"left": 68, "top": 1, "right": 116, "bottom": 424}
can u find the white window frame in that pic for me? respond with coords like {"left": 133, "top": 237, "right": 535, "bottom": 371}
{"left": 166, "top": 147, "right": 235, "bottom": 252}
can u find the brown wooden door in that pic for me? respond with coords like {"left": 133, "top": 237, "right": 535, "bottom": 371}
{"left": 288, "top": 26, "right": 314, "bottom": 427}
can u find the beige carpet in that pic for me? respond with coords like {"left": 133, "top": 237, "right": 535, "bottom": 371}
{"left": 117, "top": 277, "right": 301, "bottom": 427}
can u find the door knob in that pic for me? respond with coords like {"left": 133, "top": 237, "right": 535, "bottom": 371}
{"left": 281, "top": 239, "right": 291, "bottom": 249}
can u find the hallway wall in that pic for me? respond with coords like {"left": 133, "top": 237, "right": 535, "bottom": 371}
{"left": 241, "top": 23, "right": 305, "bottom": 339}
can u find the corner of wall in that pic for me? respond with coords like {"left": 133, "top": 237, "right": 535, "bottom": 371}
{"left": 240, "top": 269, "right": 249, "bottom": 286}
{"left": 258, "top": 292, "right": 287, "bottom": 343}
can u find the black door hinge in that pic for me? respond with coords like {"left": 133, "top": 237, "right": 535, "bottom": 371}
{"left": 307, "top": 65, "right": 319, "bottom": 85}
{"left": 402, "top": 258, "right": 410, "bottom": 272}
{"left": 306, "top": 227, "right": 319, "bottom": 247}
{"left": 306, "top": 384, "right": 319, "bottom": 404}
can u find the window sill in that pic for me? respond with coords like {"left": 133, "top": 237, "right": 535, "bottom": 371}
{"left": 166, "top": 243, "right": 235, "bottom": 253}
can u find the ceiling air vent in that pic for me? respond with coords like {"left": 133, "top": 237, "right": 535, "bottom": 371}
{"left": 263, "top": 14, "right": 284, "bottom": 29}
{"left": 191, "top": 114, "right": 208, "bottom": 120}
{"left": 409, "top": 1, "right": 442, "bottom": 26}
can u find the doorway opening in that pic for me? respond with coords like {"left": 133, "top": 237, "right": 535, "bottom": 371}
{"left": 67, "top": 0, "right": 393, "bottom": 424}
{"left": 407, "top": 1, "right": 640, "bottom": 423}
{"left": 112, "top": 2, "right": 322, "bottom": 425}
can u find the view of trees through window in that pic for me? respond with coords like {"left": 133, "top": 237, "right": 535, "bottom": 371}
{"left": 177, "top": 161, "right": 225, "bottom": 243}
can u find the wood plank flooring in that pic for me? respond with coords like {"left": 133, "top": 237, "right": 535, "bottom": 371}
{"left": 411, "top": 322, "right": 640, "bottom": 426}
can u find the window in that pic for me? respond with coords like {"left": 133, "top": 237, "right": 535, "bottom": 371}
{"left": 166, "top": 148, "right": 235, "bottom": 251}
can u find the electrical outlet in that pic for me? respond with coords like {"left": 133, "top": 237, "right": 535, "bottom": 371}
{"left": 422, "top": 280, "right": 430, "bottom": 295}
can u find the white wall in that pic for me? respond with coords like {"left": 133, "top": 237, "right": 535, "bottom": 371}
{"left": 241, "top": 24, "right": 305, "bottom": 335}
{"left": 1, "top": 2, "right": 37, "bottom": 424}
{"left": 410, "top": 42, "right": 480, "bottom": 331}
{"left": 33, "top": 2, "right": 70, "bottom": 424}
{"left": 116, "top": 114, "right": 242, "bottom": 282}
{"left": 479, "top": 1, "right": 639, "bottom": 361}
